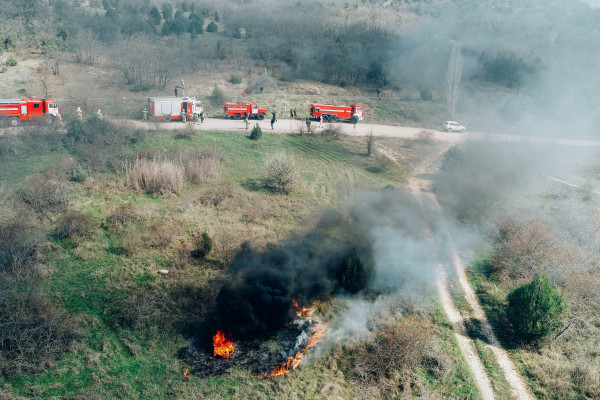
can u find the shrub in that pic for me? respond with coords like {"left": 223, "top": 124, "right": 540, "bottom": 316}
{"left": 420, "top": 88, "right": 433, "bottom": 101}
{"left": 0, "top": 213, "right": 44, "bottom": 274}
{"left": 250, "top": 123, "right": 262, "bottom": 140}
{"left": 190, "top": 232, "right": 212, "bottom": 259}
{"left": 263, "top": 151, "right": 299, "bottom": 193}
{"left": 54, "top": 210, "right": 95, "bottom": 240}
{"left": 120, "top": 288, "right": 159, "bottom": 328}
{"left": 124, "top": 156, "right": 184, "bottom": 195}
{"left": 18, "top": 176, "right": 71, "bottom": 214}
{"left": 210, "top": 84, "right": 225, "bottom": 107}
{"left": 229, "top": 73, "right": 242, "bottom": 84}
{"left": 414, "top": 130, "right": 434, "bottom": 143}
{"left": 506, "top": 270, "right": 568, "bottom": 345}
{"left": 168, "top": 147, "right": 223, "bottom": 183}
{"left": 337, "top": 247, "right": 371, "bottom": 293}
{"left": 108, "top": 203, "right": 144, "bottom": 228}
{"left": 0, "top": 287, "right": 80, "bottom": 374}
{"left": 206, "top": 21, "right": 218, "bottom": 32}
{"left": 6, "top": 56, "right": 17, "bottom": 67}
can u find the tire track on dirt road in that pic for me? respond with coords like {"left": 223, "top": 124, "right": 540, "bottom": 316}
{"left": 410, "top": 147, "right": 535, "bottom": 400}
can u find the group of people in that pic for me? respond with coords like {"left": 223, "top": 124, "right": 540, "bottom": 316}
{"left": 76, "top": 107, "right": 102, "bottom": 120}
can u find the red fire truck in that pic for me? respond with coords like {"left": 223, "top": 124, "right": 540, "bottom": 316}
{"left": 223, "top": 102, "right": 266, "bottom": 120}
{"left": 147, "top": 97, "right": 204, "bottom": 122}
{"left": 309, "top": 103, "right": 363, "bottom": 124}
{"left": 0, "top": 98, "right": 61, "bottom": 126}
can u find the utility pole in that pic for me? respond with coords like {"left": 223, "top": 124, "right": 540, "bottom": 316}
{"left": 446, "top": 40, "right": 463, "bottom": 120}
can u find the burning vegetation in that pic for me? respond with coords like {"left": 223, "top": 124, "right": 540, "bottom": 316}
{"left": 212, "top": 330, "right": 234, "bottom": 358}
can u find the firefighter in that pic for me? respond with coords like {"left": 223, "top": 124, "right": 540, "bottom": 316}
{"left": 293, "top": 108, "right": 297, "bottom": 119}
{"left": 142, "top": 107, "right": 148, "bottom": 120}
{"left": 305, "top": 118, "right": 311, "bottom": 133}
{"left": 290, "top": 109, "right": 293, "bottom": 119}
{"left": 96, "top": 109, "right": 103, "bottom": 119}
{"left": 76, "top": 107, "right": 82, "bottom": 120}
{"left": 271, "top": 114, "right": 277, "bottom": 130}
{"left": 182, "top": 109, "right": 187, "bottom": 123}
{"left": 377, "top": 88, "right": 381, "bottom": 101}
{"left": 319, "top": 114, "right": 323, "bottom": 128}
{"left": 174, "top": 87, "right": 178, "bottom": 97}
{"left": 200, "top": 112, "right": 204, "bottom": 123}
{"left": 244, "top": 112, "right": 249, "bottom": 131}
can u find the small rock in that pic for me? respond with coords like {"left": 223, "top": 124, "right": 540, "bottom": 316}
{"left": 158, "top": 269, "right": 169, "bottom": 275}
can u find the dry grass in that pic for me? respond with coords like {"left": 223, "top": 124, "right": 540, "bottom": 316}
{"left": 124, "top": 156, "right": 185, "bottom": 195}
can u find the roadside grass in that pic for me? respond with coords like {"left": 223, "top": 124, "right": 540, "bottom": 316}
{"left": 0, "top": 128, "right": 475, "bottom": 399}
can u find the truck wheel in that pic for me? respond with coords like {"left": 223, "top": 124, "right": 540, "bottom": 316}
{"left": 257, "top": 113, "right": 265, "bottom": 120}
{"left": 234, "top": 113, "right": 241, "bottom": 120}
{"left": 350, "top": 115, "right": 358, "bottom": 124}
{"left": 163, "top": 114, "right": 172, "bottom": 122}
{"left": 10, "top": 118, "right": 19, "bottom": 127}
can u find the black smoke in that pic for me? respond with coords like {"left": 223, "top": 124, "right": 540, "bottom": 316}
{"left": 202, "top": 188, "right": 435, "bottom": 343}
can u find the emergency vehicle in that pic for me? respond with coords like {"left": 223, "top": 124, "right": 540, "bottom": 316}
{"left": 309, "top": 103, "right": 363, "bottom": 124}
{"left": 147, "top": 97, "right": 204, "bottom": 122}
{"left": 223, "top": 102, "right": 266, "bottom": 120}
{"left": 0, "top": 98, "right": 61, "bottom": 126}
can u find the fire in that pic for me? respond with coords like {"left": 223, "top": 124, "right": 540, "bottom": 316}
{"left": 260, "top": 301, "right": 326, "bottom": 377}
{"left": 183, "top": 368, "right": 189, "bottom": 378}
{"left": 213, "top": 330, "right": 234, "bottom": 358}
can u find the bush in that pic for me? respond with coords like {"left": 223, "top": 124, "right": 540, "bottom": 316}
{"left": 209, "top": 84, "right": 225, "bottom": 107}
{"left": 6, "top": 56, "right": 17, "bottom": 67}
{"left": 506, "top": 270, "right": 568, "bottom": 345}
{"left": 250, "top": 123, "right": 262, "bottom": 140}
{"left": 0, "top": 213, "right": 44, "bottom": 274}
{"left": 420, "top": 88, "right": 433, "bottom": 101}
{"left": 190, "top": 232, "right": 212, "bottom": 259}
{"left": 337, "top": 247, "right": 371, "bottom": 293}
{"left": 229, "top": 73, "right": 242, "bottom": 84}
{"left": 54, "top": 210, "right": 95, "bottom": 240}
{"left": 18, "top": 176, "right": 71, "bottom": 214}
{"left": 0, "top": 287, "right": 80, "bottom": 374}
{"left": 206, "top": 21, "right": 218, "bottom": 32}
{"left": 121, "top": 288, "right": 159, "bottom": 328}
{"left": 124, "top": 156, "right": 184, "bottom": 195}
{"left": 263, "top": 151, "right": 299, "bottom": 193}
{"left": 108, "top": 203, "right": 144, "bottom": 228}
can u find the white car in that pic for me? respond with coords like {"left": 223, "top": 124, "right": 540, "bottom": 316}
{"left": 441, "top": 121, "right": 466, "bottom": 132}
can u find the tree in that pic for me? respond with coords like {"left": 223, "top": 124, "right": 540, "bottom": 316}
{"left": 149, "top": 6, "right": 161, "bottom": 25}
{"left": 506, "top": 270, "right": 568, "bottom": 345}
{"left": 206, "top": 21, "right": 218, "bottom": 33}
{"left": 249, "top": 124, "right": 262, "bottom": 140}
{"left": 190, "top": 232, "right": 212, "bottom": 259}
{"left": 161, "top": 3, "right": 173, "bottom": 20}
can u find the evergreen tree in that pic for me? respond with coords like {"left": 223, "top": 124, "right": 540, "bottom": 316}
{"left": 506, "top": 270, "right": 568, "bottom": 345}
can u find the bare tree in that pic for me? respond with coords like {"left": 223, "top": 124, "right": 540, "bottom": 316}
{"left": 366, "top": 130, "right": 374, "bottom": 156}
{"left": 446, "top": 40, "right": 463, "bottom": 120}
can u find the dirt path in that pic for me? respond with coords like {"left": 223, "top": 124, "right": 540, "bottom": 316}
{"left": 408, "top": 148, "right": 535, "bottom": 400}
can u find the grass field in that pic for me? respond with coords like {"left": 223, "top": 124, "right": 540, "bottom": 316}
{"left": 0, "top": 127, "right": 478, "bottom": 399}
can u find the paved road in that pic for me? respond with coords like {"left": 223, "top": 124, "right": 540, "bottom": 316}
{"left": 126, "top": 117, "right": 600, "bottom": 147}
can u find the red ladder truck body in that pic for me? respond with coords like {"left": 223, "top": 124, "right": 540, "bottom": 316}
{"left": 309, "top": 103, "right": 363, "bottom": 124}
{"left": 224, "top": 102, "right": 266, "bottom": 120}
{"left": 0, "top": 98, "right": 61, "bottom": 126}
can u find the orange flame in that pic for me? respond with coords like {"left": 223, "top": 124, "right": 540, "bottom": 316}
{"left": 213, "top": 330, "right": 234, "bottom": 358}
{"left": 260, "top": 302, "right": 326, "bottom": 377}
{"left": 183, "top": 368, "right": 189, "bottom": 378}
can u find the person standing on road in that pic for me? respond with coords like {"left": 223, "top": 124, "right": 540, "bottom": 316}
{"left": 293, "top": 108, "right": 297, "bottom": 119}
{"left": 271, "top": 114, "right": 277, "bottom": 130}
{"left": 305, "top": 118, "right": 311, "bottom": 133}
{"left": 244, "top": 112, "right": 249, "bottom": 131}
{"left": 142, "top": 107, "right": 148, "bottom": 120}
{"left": 290, "top": 109, "right": 294, "bottom": 118}
{"left": 319, "top": 114, "right": 323, "bottom": 128}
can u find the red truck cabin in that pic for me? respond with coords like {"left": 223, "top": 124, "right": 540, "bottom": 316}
{"left": 0, "top": 98, "right": 60, "bottom": 123}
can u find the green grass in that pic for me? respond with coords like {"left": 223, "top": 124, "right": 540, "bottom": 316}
{"left": 0, "top": 128, "right": 469, "bottom": 399}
